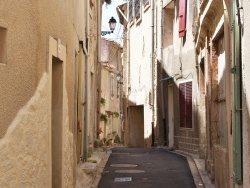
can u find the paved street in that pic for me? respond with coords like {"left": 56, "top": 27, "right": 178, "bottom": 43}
{"left": 98, "top": 147, "right": 196, "bottom": 188}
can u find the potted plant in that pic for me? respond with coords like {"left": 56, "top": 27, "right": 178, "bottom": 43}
{"left": 100, "top": 97, "right": 106, "bottom": 107}
{"left": 100, "top": 113, "right": 108, "bottom": 123}
{"left": 112, "top": 111, "right": 119, "bottom": 118}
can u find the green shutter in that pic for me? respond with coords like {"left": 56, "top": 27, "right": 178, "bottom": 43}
{"left": 232, "top": 0, "right": 243, "bottom": 184}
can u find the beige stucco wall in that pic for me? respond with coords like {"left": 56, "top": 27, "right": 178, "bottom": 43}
{"left": 0, "top": 73, "right": 50, "bottom": 187}
{"left": 0, "top": 0, "right": 93, "bottom": 186}
{"left": 0, "top": 73, "right": 73, "bottom": 187}
{"left": 100, "top": 39, "right": 123, "bottom": 141}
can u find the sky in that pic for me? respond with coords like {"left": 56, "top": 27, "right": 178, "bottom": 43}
{"left": 101, "top": 0, "right": 127, "bottom": 45}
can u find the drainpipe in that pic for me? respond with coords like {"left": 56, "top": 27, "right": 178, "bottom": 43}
{"left": 97, "top": 0, "right": 101, "bottom": 140}
{"left": 126, "top": 25, "right": 130, "bottom": 147}
{"left": 159, "top": 0, "right": 167, "bottom": 146}
{"left": 151, "top": 0, "right": 155, "bottom": 147}
{"left": 83, "top": 0, "right": 90, "bottom": 161}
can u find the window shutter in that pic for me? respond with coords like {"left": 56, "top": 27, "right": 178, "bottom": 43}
{"left": 179, "top": 0, "right": 187, "bottom": 37}
{"left": 185, "top": 82, "right": 192, "bottom": 128}
{"left": 179, "top": 83, "right": 186, "bottom": 127}
{"left": 179, "top": 81, "right": 192, "bottom": 128}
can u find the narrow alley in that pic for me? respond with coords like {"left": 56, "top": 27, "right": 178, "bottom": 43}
{"left": 1, "top": 0, "right": 250, "bottom": 188}
{"left": 98, "top": 147, "right": 198, "bottom": 188}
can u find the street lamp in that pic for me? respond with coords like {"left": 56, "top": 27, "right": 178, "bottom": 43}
{"left": 101, "top": 17, "right": 117, "bottom": 36}
{"left": 116, "top": 72, "right": 123, "bottom": 84}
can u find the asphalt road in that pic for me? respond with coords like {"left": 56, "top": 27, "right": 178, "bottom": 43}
{"left": 98, "top": 147, "right": 196, "bottom": 188}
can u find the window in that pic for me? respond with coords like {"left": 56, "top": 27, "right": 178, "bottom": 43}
{"left": 110, "top": 74, "right": 114, "bottom": 97}
{"left": 129, "top": 0, "right": 133, "bottom": 22}
{"left": 117, "top": 82, "right": 120, "bottom": 98}
{"left": 134, "top": 0, "right": 141, "bottom": 21}
{"left": 143, "top": 0, "right": 150, "bottom": 6}
{"left": 179, "top": 81, "right": 192, "bottom": 128}
{"left": 179, "top": 0, "right": 187, "bottom": 37}
{"left": 0, "top": 27, "right": 7, "bottom": 64}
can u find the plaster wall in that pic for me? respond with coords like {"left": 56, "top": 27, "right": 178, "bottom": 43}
{"left": 100, "top": 40, "right": 123, "bottom": 141}
{"left": 162, "top": 0, "right": 198, "bottom": 153}
{"left": 242, "top": 0, "right": 250, "bottom": 186}
{"left": 0, "top": 0, "right": 89, "bottom": 186}
{"left": 0, "top": 73, "right": 73, "bottom": 187}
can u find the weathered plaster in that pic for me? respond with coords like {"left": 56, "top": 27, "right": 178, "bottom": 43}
{"left": 0, "top": 73, "right": 50, "bottom": 187}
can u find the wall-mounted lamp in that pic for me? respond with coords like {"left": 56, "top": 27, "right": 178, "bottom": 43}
{"left": 116, "top": 72, "right": 123, "bottom": 84}
{"left": 101, "top": 17, "right": 117, "bottom": 36}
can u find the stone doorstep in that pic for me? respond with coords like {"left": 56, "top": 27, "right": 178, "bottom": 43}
{"left": 82, "top": 162, "right": 97, "bottom": 174}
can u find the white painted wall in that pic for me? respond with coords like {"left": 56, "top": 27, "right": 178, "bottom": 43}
{"left": 128, "top": 4, "right": 153, "bottom": 140}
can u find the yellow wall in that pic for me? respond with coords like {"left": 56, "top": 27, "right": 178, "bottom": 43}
{"left": 0, "top": 0, "right": 95, "bottom": 187}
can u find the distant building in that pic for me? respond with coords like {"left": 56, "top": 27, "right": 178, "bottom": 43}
{"left": 99, "top": 38, "right": 123, "bottom": 146}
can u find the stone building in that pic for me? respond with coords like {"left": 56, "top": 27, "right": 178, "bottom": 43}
{"left": 0, "top": 0, "right": 105, "bottom": 187}
{"left": 122, "top": 0, "right": 199, "bottom": 150}
{"left": 194, "top": 0, "right": 250, "bottom": 187}
{"left": 99, "top": 38, "right": 123, "bottom": 145}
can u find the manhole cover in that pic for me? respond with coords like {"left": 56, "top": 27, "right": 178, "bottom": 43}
{"left": 166, "top": 169, "right": 184, "bottom": 172}
{"left": 111, "top": 164, "right": 138, "bottom": 168}
{"left": 115, "top": 169, "right": 145, "bottom": 173}
{"left": 114, "top": 177, "right": 132, "bottom": 182}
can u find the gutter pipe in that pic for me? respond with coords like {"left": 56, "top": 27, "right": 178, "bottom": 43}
{"left": 151, "top": 0, "right": 155, "bottom": 147}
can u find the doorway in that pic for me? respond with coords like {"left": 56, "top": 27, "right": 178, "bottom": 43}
{"left": 168, "top": 84, "right": 174, "bottom": 147}
{"left": 128, "top": 105, "right": 144, "bottom": 147}
{"left": 52, "top": 56, "right": 63, "bottom": 188}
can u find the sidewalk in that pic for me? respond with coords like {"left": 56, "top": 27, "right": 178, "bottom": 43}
{"left": 76, "top": 147, "right": 111, "bottom": 188}
{"left": 169, "top": 149, "right": 215, "bottom": 188}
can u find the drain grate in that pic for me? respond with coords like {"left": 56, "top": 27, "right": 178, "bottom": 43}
{"left": 114, "top": 177, "right": 132, "bottom": 182}
{"left": 166, "top": 169, "right": 185, "bottom": 172}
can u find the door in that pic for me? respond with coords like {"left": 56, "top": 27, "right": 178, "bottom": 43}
{"left": 168, "top": 84, "right": 174, "bottom": 147}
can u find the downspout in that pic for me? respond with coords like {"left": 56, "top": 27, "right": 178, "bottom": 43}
{"left": 83, "top": 0, "right": 90, "bottom": 161}
{"left": 97, "top": 0, "right": 101, "bottom": 139}
{"left": 159, "top": 0, "right": 167, "bottom": 146}
{"left": 126, "top": 24, "right": 130, "bottom": 147}
{"left": 151, "top": 0, "right": 155, "bottom": 147}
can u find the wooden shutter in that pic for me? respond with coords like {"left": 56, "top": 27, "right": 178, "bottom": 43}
{"left": 179, "top": 81, "right": 192, "bottom": 128}
{"left": 179, "top": 83, "right": 186, "bottom": 127}
{"left": 185, "top": 82, "right": 192, "bottom": 128}
{"left": 232, "top": 0, "right": 243, "bottom": 184}
{"left": 179, "top": 0, "right": 187, "bottom": 37}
